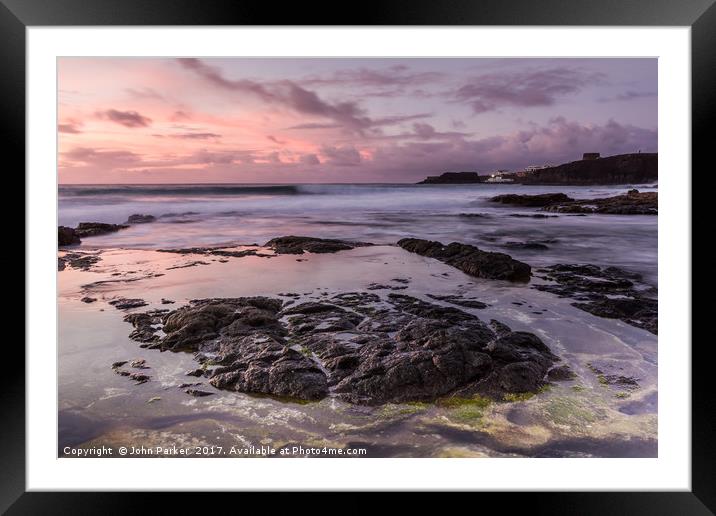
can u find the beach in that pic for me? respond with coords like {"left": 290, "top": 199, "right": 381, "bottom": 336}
{"left": 58, "top": 183, "right": 658, "bottom": 458}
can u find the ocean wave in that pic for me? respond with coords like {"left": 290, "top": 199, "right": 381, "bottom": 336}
{"left": 58, "top": 184, "right": 303, "bottom": 197}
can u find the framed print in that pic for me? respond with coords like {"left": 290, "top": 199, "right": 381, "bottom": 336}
{"left": 5, "top": 0, "right": 714, "bottom": 510}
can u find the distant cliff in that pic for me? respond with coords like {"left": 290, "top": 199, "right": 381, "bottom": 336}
{"left": 520, "top": 153, "right": 657, "bottom": 185}
{"left": 417, "top": 153, "right": 658, "bottom": 185}
{"left": 418, "top": 172, "right": 481, "bottom": 184}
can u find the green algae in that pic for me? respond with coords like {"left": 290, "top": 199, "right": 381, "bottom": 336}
{"left": 543, "top": 397, "right": 599, "bottom": 427}
{"left": 437, "top": 395, "right": 491, "bottom": 409}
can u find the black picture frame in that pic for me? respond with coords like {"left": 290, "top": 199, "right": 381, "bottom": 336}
{"left": 3, "top": 0, "right": 713, "bottom": 511}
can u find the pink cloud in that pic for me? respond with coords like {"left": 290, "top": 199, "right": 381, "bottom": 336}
{"left": 96, "top": 109, "right": 152, "bottom": 128}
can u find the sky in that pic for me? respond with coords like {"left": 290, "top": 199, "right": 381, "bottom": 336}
{"left": 58, "top": 57, "right": 657, "bottom": 184}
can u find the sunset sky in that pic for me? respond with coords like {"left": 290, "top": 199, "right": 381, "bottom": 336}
{"left": 58, "top": 57, "right": 657, "bottom": 184}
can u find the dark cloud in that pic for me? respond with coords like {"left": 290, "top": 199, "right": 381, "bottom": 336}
{"left": 369, "top": 117, "right": 656, "bottom": 177}
{"left": 370, "top": 113, "right": 432, "bottom": 127}
{"left": 178, "top": 58, "right": 429, "bottom": 134}
{"left": 599, "top": 90, "right": 657, "bottom": 102}
{"left": 287, "top": 122, "right": 342, "bottom": 130}
{"left": 169, "top": 132, "right": 221, "bottom": 140}
{"left": 171, "top": 110, "right": 191, "bottom": 121}
{"left": 301, "top": 67, "right": 444, "bottom": 88}
{"left": 267, "top": 135, "right": 286, "bottom": 145}
{"left": 97, "top": 109, "right": 152, "bottom": 128}
{"left": 62, "top": 147, "right": 143, "bottom": 167}
{"left": 320, "top": 145, "right": 362, "bottom": 166}
{"left": 300, "top": 153, "right": 321, "bottom": 166}
{"left": 188, "top": 149, "right": 255, "bottom": 165}
{"left": 58, "top": 123, "right": 82, "bottom": 134}
{"left": 454, "top": 67, "right": 605, "bottom": 114}
{"left": 61, "top": 146, "right": 258, "bottom": 171}
{"left": 359, "top": 122, "right": 470, "bottom": 143}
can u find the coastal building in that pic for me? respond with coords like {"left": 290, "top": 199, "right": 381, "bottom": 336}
{"left": 519, "top": 164, "right": 553, "bottom": 176}
{"left": 485, "top": 172, "right": 514, "bottom": 183}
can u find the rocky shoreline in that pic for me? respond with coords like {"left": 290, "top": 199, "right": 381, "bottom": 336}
{"left": 59, "top": 230, "right": 657, "bottom": 410}
{"left": 490, "top": 190, "right": 657, "bottom": 215}
{"left": 123, "top": 292, "right": 562, "bottom": 405}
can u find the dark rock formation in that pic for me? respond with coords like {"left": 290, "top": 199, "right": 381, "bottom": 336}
{"left": 508, "top": 213, "right": 558, "bottom": 219}
{"left": 125, "top": 214, "right": 156, "bottom": 224}
{"left": 397, "top": 238, "right": 531, "bottom": 283}
{"left": 503, "top": 241, "right": 550, "bottom": 251}
{"left": 426, "top": 294, "right": 488, "bottom": 309}
{"left": 489, "top": 190, "right": 657, "bottom": 215}
{"left": 534, "top": 264, "right": 657, "bottom": 334}
{"left": 547, "top": 364, "right": 576, "bottom": 381}
{"left": 185, "top": 389, "right": 214, "bottom": 397}
{"left": 158, "top": 246, "right": 271, "bottom": 258}
{"left": 58, "top": 252, "right": 101, "bottom": 271}
{"left": 265, "top": 235, "right": 372, "bottom": 255}
{"left": 542, "top": 191, "right": 657, "bottom": 215}
{"left": 74, "top": 222, "right": 129, "bottom": 238}
{"left": 520, "top": 153, "right": 657, "bottom": 185}
{"left": 123, "top": 293, "right": 559, "bottom": 405}
{"left": 418, "top": 171, "right": 482, "bottom": 184}
{"left": 58, "top": 226, "right": 81, "bottom": 246}
{"left": 109, "top": 298, "right": 149, "bottom": 310}
{"left": 459, "top": 212, "right": 491, "bottom": 218}
{"left": 490, "top": 193, "right": 574, "bottom": 207}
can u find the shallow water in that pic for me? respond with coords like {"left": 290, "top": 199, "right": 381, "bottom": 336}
{"left": 58, "top": 245, "right": 657, "bottom": 458}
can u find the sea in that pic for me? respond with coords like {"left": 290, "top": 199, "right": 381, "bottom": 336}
{"left": 59, "top": 183, "right": 658, "bottom": 285}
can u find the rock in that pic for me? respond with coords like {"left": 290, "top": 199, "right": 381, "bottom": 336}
{"left": 178, "top": 382, "right": 203, "bottom": 388}
{"left": 185, "top": 389, "right": 214, "bottom": 397}
{"left": 109, "top": 298, "right": 148, "bottom": 310}
{"left": 265, "top": 235, "right": 372, "bottom": 255}
{"left": 459, "top": 213, "right": 491, "bottom": 218}
{"left": 185, "top": 368, "right": 205, "bottom": 377}
{"left": 111, "top": 361, "right": 128, "bottom": 368}
{"left": 397, "top": 238, "right": 531, "bottom": 283}
{"left": 58, "top": 252, "right": 101, "bottom": 271}
{"left": 123, "top": 312, "right": 162, "bottom": 344}
{"left": 123, "top": 292, "right": 558, "bottom": 405}
{"left": 129, "top": 359, "right": 150, "bottom": 369}
{"left": 508, "top": 213, "right": 557, "bottom": 219}
{"left": 588, "top": 360, "right": 642, "bottom": 388}
{"left": 58, "top": 226, "right": 81, "bottom": 246}
{"left": 166, "top": 261, "right": 210, "bottom": 270}
{"left": 80, "top": 296, "right": 97, "bottom": 303}
{"left": 161, "top": 298, "right": 175, "bottom": 304}
{"left": 129, "top": 373, "right": 151, "bottom": 384}
{"left": 125, "top": 214, "right": 156, "bottom": 224}
{"left": 503, "top": 241, "right": 550, "bottom": 251}
{"left": 489, "top": 193, "right": 574, "bottom": 207}
{"left": 418, "top": 171, "right": 482, "bottom": 184}
{"left": 158, "top": 247, "right": 271, "bottom": 258}
{"left": 547, "top": 364, "right": 576, "bottom": 381}
{"left": 74, "top": 222, "right": 129, "bottom": 238}
{"left": 534, "top": 264, "right": 657, "bottom": 334}
{"left": 574, "top": 298, "right": 658, "bottom": 335}
{"left": 425, "top": 294, "right": 488, "bottom": 309}
{"left": 542, "top": 191, "right": 657, "bottom": 215}
{"left": 367, "top": 283, "right": 407, "bottom": 291}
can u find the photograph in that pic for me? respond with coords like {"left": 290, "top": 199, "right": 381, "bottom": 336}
{"left": 57, "top": 56, "right": 659, "bottom": 459}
